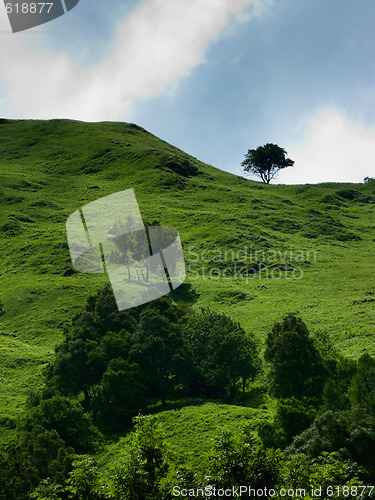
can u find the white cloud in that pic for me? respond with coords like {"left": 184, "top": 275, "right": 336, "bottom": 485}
{"left": 277, "top": 109, "right": 375, "bottom": 184}
{"left": 0, "top": 0, "right": 257, "bottom": 120}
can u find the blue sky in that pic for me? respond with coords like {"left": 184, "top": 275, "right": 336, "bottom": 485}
{"left": 1, "top": 0, "right": 374, "bottom": 184}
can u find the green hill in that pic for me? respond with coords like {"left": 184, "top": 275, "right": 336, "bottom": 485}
{"left": 0, "top": 117, "right": 374, "bottom": 429}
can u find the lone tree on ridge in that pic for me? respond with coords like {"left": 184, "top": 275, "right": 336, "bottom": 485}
{"left": 241, "top": 143, "right": 294, "bottom": 184}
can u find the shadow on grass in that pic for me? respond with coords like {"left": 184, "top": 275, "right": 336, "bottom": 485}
{"left": 97, "top": 397, "right": 209, "bottom": 444}
{"left": 237, "top": 385, "right": 268, "bottom": 409}
{"left": 97, "top": 388, "right": 268, "bottom": 444}
{"left": 145, "top": 397, "right": 210, "bottom": 415}
{"left": 170, "top": 283, "right": 200, "bottom": 304}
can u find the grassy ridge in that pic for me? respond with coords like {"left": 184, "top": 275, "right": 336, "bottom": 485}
{"left": 0, "top": 118, "right": 374, "bottom": 428}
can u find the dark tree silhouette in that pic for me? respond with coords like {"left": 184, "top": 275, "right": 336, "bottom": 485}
{"left": 241, "top": 143, "right": 294, "bottom": 184}
{"left": 264, "top": 314, "right": 326, "bottom": 401}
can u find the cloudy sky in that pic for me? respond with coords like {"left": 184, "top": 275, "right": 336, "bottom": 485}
{"left": 0, "top": 0, "right": 374, "bottom": 184}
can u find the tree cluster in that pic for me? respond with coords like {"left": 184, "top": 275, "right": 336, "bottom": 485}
{"left": 259, "top": 313, "right": 375, "bottom": 481}
{"left": 30, "top": 415, "right": 366, "bottom": 500}
{"left": 47, "top": 285, "right": 260, "bottom": 424}
{"left": 1, "top": 286, "right": 375, "bottom": 498}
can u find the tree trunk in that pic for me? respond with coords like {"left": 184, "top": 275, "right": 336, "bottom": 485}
{"left": 159, "top": 389, "right": 166, "bottom": 406}
{"left": 242, "top": 376, "right": 247, "bottom": 393}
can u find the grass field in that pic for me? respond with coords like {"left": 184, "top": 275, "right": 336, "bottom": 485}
{"left": 0, "top": 118, "right": 374, "bottom": 449}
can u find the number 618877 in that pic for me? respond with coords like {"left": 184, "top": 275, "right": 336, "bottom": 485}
{"left": 5, "top": 3, "right": 54, "bottom": 14}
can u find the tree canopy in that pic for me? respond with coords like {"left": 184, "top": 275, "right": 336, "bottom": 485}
{"left": 264, "top": 313, "right": 326, "bottom": 401}
{"left": 184, "top": 309, "right": 261, "bottom": 400}
{"left": 241, "top": 143, "right": 294, "bottom": 184}
{"left": 2, "top": 285, "right": 375, "bottom": 499}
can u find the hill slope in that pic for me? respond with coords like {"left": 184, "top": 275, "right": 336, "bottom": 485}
{"left": 0, "top": 118, "right": 374, "bottom": 424}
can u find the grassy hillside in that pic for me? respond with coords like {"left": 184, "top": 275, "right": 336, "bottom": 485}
{"left": 0, "top": 118, "right": 374, "bottom": 430}
{"left": 97, "top": 401, "right": 273, "bottom": 474}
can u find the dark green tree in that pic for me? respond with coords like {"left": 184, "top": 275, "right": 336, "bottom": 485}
{"left": 185, "top": 309, "right": 261, "bottom": 401}
{"left": 96, "top": 329, "right": 132, "bottom": 366}
{"left": 112, "top": 415, "right": 171, "bottom": 500}
{"left": 321, "top": 356, "right": 356, "bottom": 412}
{"left": 129, "top": 310, "right": 186, "bottom": 405}
{"left": 264, "top": 314, "right": 326, "bottom": 401}
{"left": 241, "top": 143, "right": 294, "bottom": 184}
{"left": 23, "top": 426, "right": 74, "bottom": 486}
{"left": 50, "top": 288, "right": 191, "bottom": 418}
{"left": 0, "top": 427, "right": 74, "bottom": 500}
{"left": 259, "top": 397, "right": 317, "bottom": 448}
{"left": 66, "top": 285, "right": 139, "bottom": 343}
{"left": 50, "top": 285, "right": 140, "bottom": 413}
{"left": 65, "top": 456, "right": 110, "bottom": 500}
{"left": 30, "top": 456, "right": 111, "bottom": 500}
{"left": 93, "top": 358, "right": 146, "bottom": 423}
{"left": 53, "top": 338, "right": 105, "bottom": 409}
{"left": 309, "top": 331, "right": 356, "bottom": 413}
{"left": 349, "top": 353, "right": 375, "bottom": 415}
{"left": 23, "top": 396, "right": 101, "bottom": 453}
{"left": 208, "top": 426, "right": 281, "bottom": 489}
{"left": 288, "top": 408, "right": 375, "bottom": 479}
{"left": 276, "top": 452, "right": 364, "bottom": 498}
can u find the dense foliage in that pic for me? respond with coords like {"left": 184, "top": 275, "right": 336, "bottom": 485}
{"left": 264, "top": 313, "right": 326, "bottom": 401}
{"left": 48, "top": 285, "right": 261, "bottom": 420}
{"left": 1, "top": 285, "right": 375, "bottom": 499}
